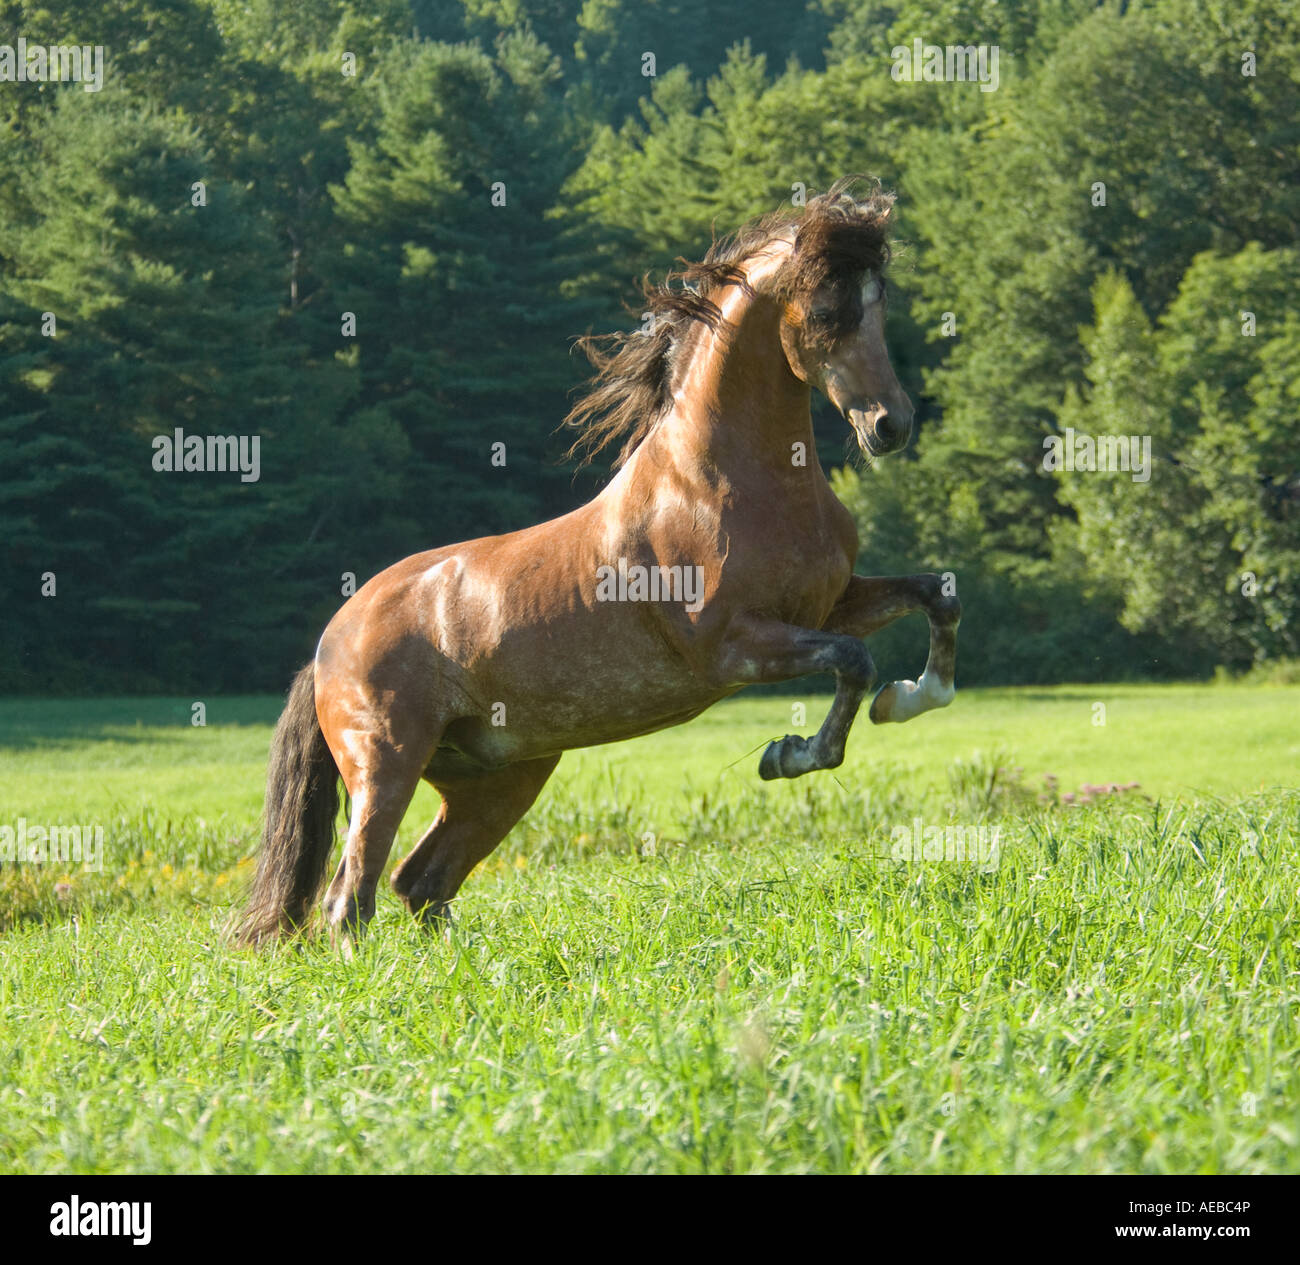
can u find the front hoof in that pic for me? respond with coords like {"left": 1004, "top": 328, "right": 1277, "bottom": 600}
{"left": 869, "top": 682, "right": 900, "bottom": 724}
{"left": 759, "top": 737, "right": 788, "bottom": 780}
{"left": 759, "top": 734, "right": 813, "bottom": 780}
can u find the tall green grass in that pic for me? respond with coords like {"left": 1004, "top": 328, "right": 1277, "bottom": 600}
{"left": 0, "top": 689, "right": 1296, "bottom": 1173}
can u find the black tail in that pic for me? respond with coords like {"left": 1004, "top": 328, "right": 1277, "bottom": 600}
{"left": 234, "top": 663, "right": 340, "bottom": 946}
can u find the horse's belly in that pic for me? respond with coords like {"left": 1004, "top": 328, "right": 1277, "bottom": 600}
{"left": 424, "top": 679, "right": 731, "bottom": 778}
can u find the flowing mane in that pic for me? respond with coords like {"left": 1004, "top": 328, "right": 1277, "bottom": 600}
{"left": 562, "top": 175, "right": 896, "bottom": 468}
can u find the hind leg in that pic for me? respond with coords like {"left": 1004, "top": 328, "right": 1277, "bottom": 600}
{"left": 391, "top": 755, "right": 560, "bottom": 925}
{"left": 322, "top": 729, "right": 442, "bottom": 947}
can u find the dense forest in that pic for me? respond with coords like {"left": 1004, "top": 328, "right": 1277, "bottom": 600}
{"left": 2, "top": 0, "right": 1296, "bottom": 693}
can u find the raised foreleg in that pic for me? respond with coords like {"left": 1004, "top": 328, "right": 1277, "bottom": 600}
{"left": 715, "top": 617, "right": 877, "bottom": 780}
{"left": 820, "top": 573, "right": 960, "bottom": 724}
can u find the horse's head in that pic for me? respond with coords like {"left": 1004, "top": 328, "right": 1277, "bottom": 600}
{"left": 776, "top": 184, "right": 913, "bottom": 459}
{"left": 563, "top": 176, "right": 913, "bottom": 470}
{"left": 780, "top": 269, "right": 914, "bottom": 458}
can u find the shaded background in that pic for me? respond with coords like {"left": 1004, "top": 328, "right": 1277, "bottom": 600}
{"left": 2, "top": 0, "right": 1296, "bottom": 694}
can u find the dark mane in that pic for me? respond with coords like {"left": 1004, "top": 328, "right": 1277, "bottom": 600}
{"left": 562, "top": 175, "right": 896, "bottom": 468}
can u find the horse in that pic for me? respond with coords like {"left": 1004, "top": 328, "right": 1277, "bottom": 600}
{"left": 235, "top": 176, "right": 960, "bottom": 948}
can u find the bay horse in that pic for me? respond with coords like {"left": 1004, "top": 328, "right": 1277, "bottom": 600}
{"left": 236, "top": 176, "right": 960, "bottom": 947}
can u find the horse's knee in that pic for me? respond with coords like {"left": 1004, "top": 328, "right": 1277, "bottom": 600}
{"left": 836, "top": 638, "right": 876, "bottom": 691}
{"left": 921, "top": 574, "right": 961, "bottom": 625}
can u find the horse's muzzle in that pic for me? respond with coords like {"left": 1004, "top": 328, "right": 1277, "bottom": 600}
{"left": 848, "top": 406, "right": 912, "bottom": 457}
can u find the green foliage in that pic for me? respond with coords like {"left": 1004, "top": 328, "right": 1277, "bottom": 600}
{"left": 2, "top": 0, "right": 1297, "bottom": 691}
{"left": 1054, "top": 251, "right": 1300, "bottom": 667}
{"left": 330, "top": 31, "right": 601, "bottom": 544}
{"left": 0, "top": 94, "right": 367, "bottom": 690}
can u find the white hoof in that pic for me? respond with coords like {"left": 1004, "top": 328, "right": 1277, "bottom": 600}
{"left": 870, "top": 672, "right": 954, "bottom": 724}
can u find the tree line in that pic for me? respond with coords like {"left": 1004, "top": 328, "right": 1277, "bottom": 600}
{"left": 1, "top": 0, "right": 1296, "bottom": 693}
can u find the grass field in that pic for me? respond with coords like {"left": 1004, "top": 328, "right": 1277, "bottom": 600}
{"left": 1, "top": 684, "right": 1297, "bottom": 1173}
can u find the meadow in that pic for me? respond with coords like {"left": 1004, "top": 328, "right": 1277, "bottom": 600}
{"left": 1, "top": 683, "right": 1297, "bottom": 1174}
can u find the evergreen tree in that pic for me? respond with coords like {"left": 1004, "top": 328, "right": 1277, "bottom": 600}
{"left": 1057, "top": 252, "right": 1300, "bottom": 667}
{"left": 0, "top": 94, "right": 372, "bottom": 690}
{"left": 331, "top": 31, "right": 605, "bottom": 546}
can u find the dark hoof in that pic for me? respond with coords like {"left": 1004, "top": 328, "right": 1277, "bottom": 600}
{"left": 759, "top": 734, "right": 815, "bottom": 780}
{"left": 759, "top": 737, "right": 790, "bottom": 780}
{"left": 414, "top": 899, "right": 453, "bottom": 931}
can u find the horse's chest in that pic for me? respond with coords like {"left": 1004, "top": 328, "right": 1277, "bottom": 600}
{"left": 775, "top": 533, "right": 854, "bottom": 625}
{"left": 639, "top": 477, "right": 857, "bottom": 631}
{"left": 730, "top": 500, "right": 856, "bottom": 627}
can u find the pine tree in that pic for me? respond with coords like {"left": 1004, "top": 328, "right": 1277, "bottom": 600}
{"left": 331, "top": 31, "right": 606, "bottom": 548}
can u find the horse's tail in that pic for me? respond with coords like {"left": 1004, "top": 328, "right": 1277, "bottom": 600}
{"left": 233, "top": 662, "right": 340, "bottom": 947}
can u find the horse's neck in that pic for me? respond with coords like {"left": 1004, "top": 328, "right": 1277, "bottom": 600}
{"left": 641, "top": 284, "right": 814, "bottom": 478}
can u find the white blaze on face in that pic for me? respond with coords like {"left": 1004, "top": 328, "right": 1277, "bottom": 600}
{"left": 816, "top": 272, "right": 888, "bottom": 413}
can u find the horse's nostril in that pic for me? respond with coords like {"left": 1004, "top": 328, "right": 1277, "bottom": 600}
{"left": 876, "top": 413, "right": 900, "bottom": 445}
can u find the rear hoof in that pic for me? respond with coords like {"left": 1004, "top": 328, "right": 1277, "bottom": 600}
{"left": 330, "top": 925, "right": 359, "bottom": 960}
{"left": 327, "top": 894, "right": 372, "bottom": 956}
{"left": 414, "top": 899, "right": 453, "bottom": 932}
